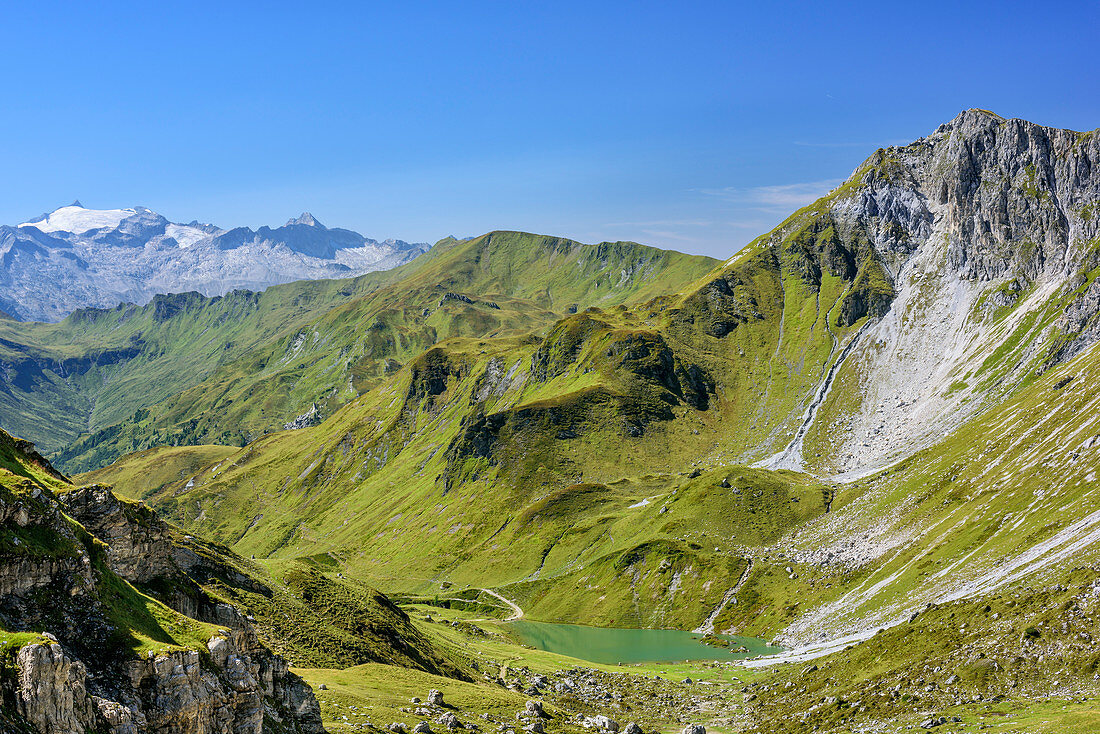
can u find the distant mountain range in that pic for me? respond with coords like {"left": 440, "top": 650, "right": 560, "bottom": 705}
{"left": 0, "top": 202, "right": 430, "bottom": 321}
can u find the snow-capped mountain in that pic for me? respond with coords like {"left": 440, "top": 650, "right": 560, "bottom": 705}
{"left": 0, "top": 203, "right": 430, "bottom": 321}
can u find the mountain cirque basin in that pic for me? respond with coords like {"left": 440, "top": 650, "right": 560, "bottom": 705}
{"left": 1, "top": 109, "right": 1100, "bottom": 734}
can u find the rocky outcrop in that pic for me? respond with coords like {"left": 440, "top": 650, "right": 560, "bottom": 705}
{"left": 283, "top": 404, "right": 322, "bottom": 431}
{"left": 406, "top": 349, "right": 468, "bottom": 411}
{"left": 439, "top": 292, "right": 474, "bottom": 306}
{"left": 13, "top": 633, "right": 323, "bottom": 734}
{"left": 56, "top": 484, "right": 176, "bottom": 584}
{"left": 675, "top": 261, "right": 772, "bottom": 339}
{"left": 0, "top": 431, "right": 325, "bottom": 734}
{"left": 929, "top": 111, "right": 1099, "bottom": 282}
{"left": 1049, "top": 276, "right": 1100, "bottom": 365}
{"left": 48, "top": 485, "right": 324, "bottom": 733}
{"left": 14, "top": 642, "right": 98, "bottom": 734}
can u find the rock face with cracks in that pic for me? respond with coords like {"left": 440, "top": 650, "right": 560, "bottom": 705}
{"left": 0, "top": 429, "right": 324, "bottom": 734}
{"left": 759, "top": 110, "right": 1100, "bottom": 476}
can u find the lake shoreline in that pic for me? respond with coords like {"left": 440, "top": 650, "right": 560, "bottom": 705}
{"left": 504, "top": 618, "right": 780, "bottom": 665}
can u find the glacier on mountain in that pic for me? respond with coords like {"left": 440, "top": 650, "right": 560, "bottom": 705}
{"left": 0, "top": 203, "right": 429, "bottom": 322}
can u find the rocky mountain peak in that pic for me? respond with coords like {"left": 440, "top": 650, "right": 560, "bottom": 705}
{"left": 286, "top": 212, "right": 322, "bottom": 228}
{"left": 725, "top": 111, "right": 1100, "bottom": 476}
{"left": 934, "top": 107, "right": 1006, "bottom": 135}
{"left": 816, "top": 109, "right": 1100, "bottom": 288}
{"left": 932, "top": 110, "right": 1097, "bottom": 281}
{"left": 1, "top": 205, "right": 429, "bottom": 321}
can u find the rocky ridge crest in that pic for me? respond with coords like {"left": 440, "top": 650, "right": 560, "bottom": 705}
{"left": 748, "top": 110, "right": 1100, "bottom": 474}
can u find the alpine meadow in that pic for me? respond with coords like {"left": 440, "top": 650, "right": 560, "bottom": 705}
{"left": 2, "top": 3, "right": 1100, "bottom": 733}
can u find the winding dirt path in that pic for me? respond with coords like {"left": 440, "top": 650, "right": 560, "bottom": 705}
{"left": 479, "top": 588, "right": 524, "bottom": 621}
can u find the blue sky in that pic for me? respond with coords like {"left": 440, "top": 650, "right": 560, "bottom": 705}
{"left": 2, "top": 1, "right": 1098, "bottom": 259}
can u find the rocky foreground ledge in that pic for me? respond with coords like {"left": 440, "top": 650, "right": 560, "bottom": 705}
{"left": 0, "top": 430, "right": 324, "bottom": 734}
{"left": 12, "top": 630, "right": 321, "bottom": 734}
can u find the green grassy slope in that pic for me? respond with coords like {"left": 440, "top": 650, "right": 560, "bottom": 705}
{"left": 0, "top": 266, "right": 413, "bottom": 456}
{"left": 0, "top": 424, "right": 470, "bottom": 682}
{"left": 103, "top": 323, "right": 834, "bottom": 632}
{"left": 156, "top": 539, "right": 472, "bottom": 677}
{"left": 4, "top": 232, "right": 715, "bottom": 473}
{"left": 75, "top": 444, "right": 237, "bottom": 497}
{"left": 707, "top": 340, "right": 1100, "bottom": 732}
{"left": 757, "top": 333, "right": 1100, "bottom": 644}
{"left": 93, "top": 191, "right": 909, "bottom": 631}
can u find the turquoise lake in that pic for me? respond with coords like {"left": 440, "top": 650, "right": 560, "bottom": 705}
{"left": 506, "top": 620, "right": 777, "bottom": 664}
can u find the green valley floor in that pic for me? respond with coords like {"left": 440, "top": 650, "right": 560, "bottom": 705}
{"left": 299, "top": 601, "right": 1100, "bottom": 734}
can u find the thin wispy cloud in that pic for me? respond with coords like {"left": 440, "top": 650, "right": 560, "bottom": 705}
{"left": 697, "top": 179, "right": 844, "bottom": 212}
{"left": 595, "top": 181, "right": 844, "bottom": 254}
